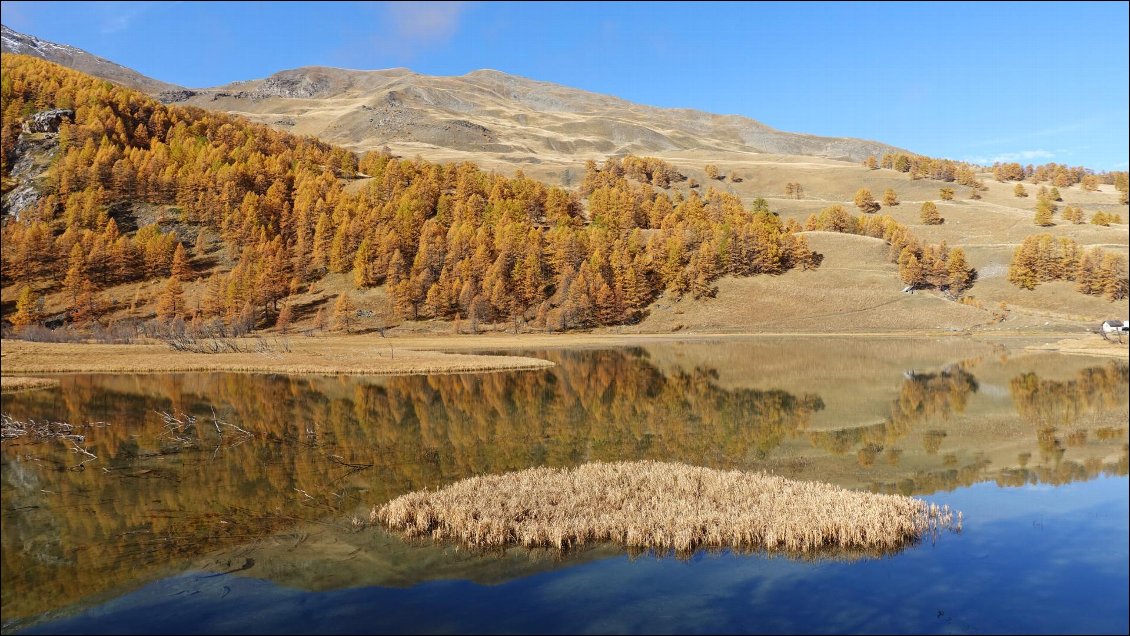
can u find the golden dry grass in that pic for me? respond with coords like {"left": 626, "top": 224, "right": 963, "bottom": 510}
{"left": 0, "top": 376, "right": 59, "bottom": 393}
{"left": 374, "top": 461, "right": 960, "bottom": 554}
{"left": 638, "top": 232, "right": 990, "bottom": 334}
{"left": 0, "top": 337, "right": 554, "bottom": 376}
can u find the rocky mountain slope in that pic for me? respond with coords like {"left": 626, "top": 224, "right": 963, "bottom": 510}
{"left": 170, "top": 66, "right": 906, "bottom": 165}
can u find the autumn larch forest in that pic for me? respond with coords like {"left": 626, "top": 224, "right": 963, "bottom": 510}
{"left": 3, "top": 55, "right": 815, "bottom": 333}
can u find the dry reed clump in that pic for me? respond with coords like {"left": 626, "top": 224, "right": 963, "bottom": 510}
{"left": 374, "top": 461, "right": 961, "bottom": 555}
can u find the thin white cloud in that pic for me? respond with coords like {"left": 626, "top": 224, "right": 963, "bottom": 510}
{"left": 94, "top": 1, "right": 170, "bottom": 35}
{"left": 100, "top": 14, "right": 131, "bottom": 34}
{"left": 963, "top": 117, "right": 1104, "bottom": 150}
{"left": 388, "top": 1, "right": 466, "bottom": 42}
{"left": 379, "top": 1, "right": 468, "bottom": 56}
{"left": 0, "top": 1, "right": 33, "bottom": 30}
{"left": 329, "top": 1, "right": 471, "bottom": 67}
{"left": 965, "top": 149, "right": 1056, "bottom": 165}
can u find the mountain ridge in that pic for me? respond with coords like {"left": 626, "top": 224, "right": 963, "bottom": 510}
{"left": 2, "top": 24, "right": 907, "bottom": 169}
{"left": 1, "top": 24, "right": 181, "bottom": 94}
{"left": 173, "top": 63, "right": 907, "bottom": 167}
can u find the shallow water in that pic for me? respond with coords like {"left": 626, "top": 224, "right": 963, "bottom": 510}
{"left": 2, "top": 338, "right": 1127, "bottom": 634}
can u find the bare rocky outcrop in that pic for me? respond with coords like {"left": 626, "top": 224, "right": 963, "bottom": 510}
{"left": 3, "top": 109, "right": 72, "bottom": 219}
{"left": 21, "top": 108, "right": 73, "bottom": 134}
{"left": 252, "top": 69, "right": 339, "bottom": 99}
{"left": 158, "top": 89, "right": 198, "bottom": 104}
{"left": 2, "top": 182, "right": 41, "bottom": 220}
{"left": 3, "top": 134, "right": 55, "bottom": 219}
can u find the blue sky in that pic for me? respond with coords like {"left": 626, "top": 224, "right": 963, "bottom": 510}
{"left": 3, "top": 1, "right": 1127, "bottom": 170}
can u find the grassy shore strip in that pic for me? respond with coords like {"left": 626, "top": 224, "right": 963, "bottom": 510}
{"left": 372, "top": 330, "right": 1100, "bottom": 354}
{"left": 0, "top": 376, "right": 60, "bottom": 394}
{"left": 375, "top": 461, "right": 961, "bottom": 554}
{"left": 0, "top": 339, "right": 554, "bottom": 376}
{"left": 1026, "top": 335, "right": 1130, "bottom": 359}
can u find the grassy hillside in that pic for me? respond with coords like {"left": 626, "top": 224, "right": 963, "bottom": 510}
{"left": 1, "top": 54, "right": 1126, "bottom": 339}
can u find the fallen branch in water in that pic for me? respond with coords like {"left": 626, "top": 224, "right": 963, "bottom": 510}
{"left": 328, "top": 454, "right": 373, "bottom": 470}
{"left": 67, "top": 439, "right": 98, "bottom": 470}
{"left": 157, "top": 410, "right": 197, "bottom": 445}
{"left": 157, "top": 409, "right": 253, "bottom": 448}
{"left": 211, "top": 407, "right": 252, "bottom": 438}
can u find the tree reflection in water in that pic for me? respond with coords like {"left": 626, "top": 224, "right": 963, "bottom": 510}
{"left": 1, "top": 350, "right": 1126, "bottom": 621}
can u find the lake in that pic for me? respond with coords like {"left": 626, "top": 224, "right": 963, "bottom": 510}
{"left": 2, "top": 338, "right": 1127, "bottom": 634}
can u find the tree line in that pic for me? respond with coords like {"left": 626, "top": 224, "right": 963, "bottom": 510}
{"left": 992, "top": 161, "right": 1127, "bottom": 193}
{"left": 802, "top": 205, "right": 975, "bottom": 296}
{"left": 1007, "top": 234, "right": 1127, "bottom": 301}
{"left": 864, "top": 151, "right": 1128, "bottom": 204}
{"left": 865, "top": 153, "right": 986, "bottom": 189}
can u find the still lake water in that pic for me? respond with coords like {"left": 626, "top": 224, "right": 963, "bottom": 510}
{"left": 1, "top": 338, "right": 1127, "bottom": 634}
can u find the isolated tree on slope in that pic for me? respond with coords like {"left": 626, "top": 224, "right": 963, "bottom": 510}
{"left": 920, "top": 201, "right": 943, "bottom": 225}
{"left": 11, "top": 285, "right": 43, "bottom": 329}
{"left": 332, "top": 293, "right": 355, "bottom": 333}
{"left": 156, "top": 275, "right": 184, "bottom": 323}
{"left": 275, "top": 303, "right": 293, "bottom": 333}
{"left": 854, "top": 188, "right": 881, "bottom": 214}
{"left": 170, "top": 243, "right": 192, "bottom": 282}
{"left": 1034, "top": 200, "right": 1055, "bottom": 227}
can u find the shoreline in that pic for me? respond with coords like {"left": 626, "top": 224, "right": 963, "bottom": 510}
{"left": 364, "top": 330, "right": 1129, "bottom": 359}
{"left": 1, "top": 331, "right": 1123, "bottom": 377}
{"left": 0, "top": 338, "right": 555, "bottom": 377}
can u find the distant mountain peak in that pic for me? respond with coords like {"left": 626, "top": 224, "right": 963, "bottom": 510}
{"left": 1, "top": 24, "right": 181, "bottom": 93}
{"left": 3, "top": 24, "right": 81, "bottom": 57}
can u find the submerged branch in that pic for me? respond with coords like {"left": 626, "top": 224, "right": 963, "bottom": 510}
{"left": 67, "top": 439, "right": 98, "bottom": 470}
{"left": 157, "top": 409, "right": 253, "bottom": 448}
{"left": 328, "top": 454, "right": 373, "bottom": 470}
